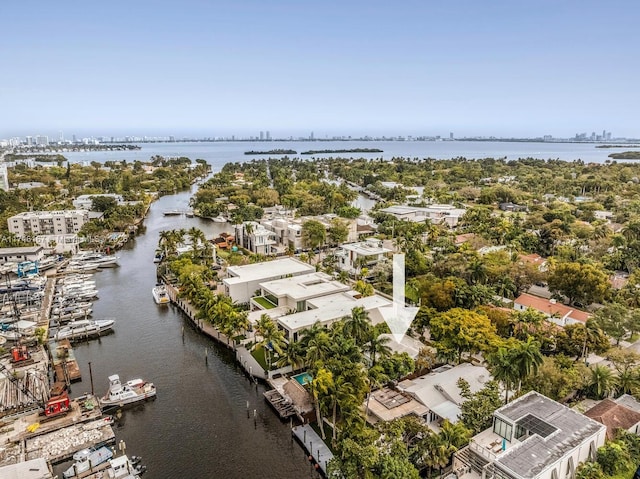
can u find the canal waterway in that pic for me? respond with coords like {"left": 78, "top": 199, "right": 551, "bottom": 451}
{"left": 54, "top": 186, "right": 313, "bottom": 478}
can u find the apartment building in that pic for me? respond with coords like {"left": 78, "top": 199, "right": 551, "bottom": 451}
{"left": 8, "top": 210, "right": 90, "bottom": 240}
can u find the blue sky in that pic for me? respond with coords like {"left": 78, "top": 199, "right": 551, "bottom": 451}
{"left": 1, "top": 0, "right": 638, "bottom": 138}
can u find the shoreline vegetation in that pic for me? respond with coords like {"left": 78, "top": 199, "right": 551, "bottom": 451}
{"left": 300, "top": 148, "right": 384, "bottom": 155}
{"left": 596, "top": 144, "right": 640, "bottom": 148}
{"left": 608, "top": 151, "right": 640, "bottom": 159}
{"left": 244, "top": 149, "right": 297, "bottom": 155}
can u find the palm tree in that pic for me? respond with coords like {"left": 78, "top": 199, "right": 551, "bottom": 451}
{"left": 310, "top": 368, "right": 334, "bottom": 440}
{"left": 343, "top": 306, "right": 372, "bottom": 346}
{"left": 439, "top": 419, "right": 471, "bottom": 450}
{"left": 588, "top": 364, "right": 616, "bottom": 399}
{"left": 364, "top": 334, "right": 392, "bottom": 367}
{"left": 275, "top": 340, "right": 306, "bottom": 371}
{"left": 511, "top": 336, "right": 544, "bottom": 391}
{"left": 488, "top": 346, "right": 519, "bottom": 402}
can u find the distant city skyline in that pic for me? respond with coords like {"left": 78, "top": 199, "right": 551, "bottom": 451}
{"left": 1, "top": 1, "right": 639, "bottom": 138}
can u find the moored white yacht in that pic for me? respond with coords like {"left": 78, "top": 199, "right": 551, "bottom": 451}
{"left": 99, "top": 374, "right": 156, "bottom": 408}
{"left": 54, "top": 318, "right": 115, "bottom": 341}
{"left": 152, "top": 284, "right": 170, "bottom": 304}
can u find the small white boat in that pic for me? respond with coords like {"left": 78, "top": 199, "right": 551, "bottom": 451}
{"left": 152, "top": 284, "right": 170, "bottom": 305}
{"left": 63, "top": 446, "right": 114, "bottom": 478}
{"left": 52, "top": 309, "right": 93, "bottom": 323}
{"left": 211, "top": 215, "right": 227, "bottom": 223}
{"left": 163, "top": 210, "right": 183, "bottom": 216}
{"left": 105, "top": 454, "right": 146, "bottom": 478}
{"left": 99, "top": 374, "right": 156, "bottom": 408}
{"left": 54, "top": 319, "right": 115, "bottom": 341}
{"left": 66, "top": 262, "right": 100, "bottom": 273}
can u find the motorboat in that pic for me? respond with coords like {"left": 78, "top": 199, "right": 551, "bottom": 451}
{"left": 153, "top": 251, "right": 164, "bottom": 263}
{"left": 54, "top": 319, "right": 115, "bottom": 341}
{"left": 52, "top": 309, "right": 93, "bottom": 323}
{"left": 163, "top": 210, "right": 183, "bottom": 216}
{"left": 52, "top": 301, "right": 93, "bottom": 315}
{"left": 104, "top": 454, "right": 147, "bottom": 478}
{"left": 72, "top": 252, "right": 119, "bottom": 268}
{"left": 152, "top": 284, "right": 170, "bottom": 305}
{"left": 99, "top": 374, "right": 156, "bottom": 408}
{"left": 63, "top": 446, "right": 114, "bottom": 478}
{"left": 65, "top": 262, "right": 100, "bottom": 273}
{"left": 211, "top": 215, "right": 227, "bottom": 223}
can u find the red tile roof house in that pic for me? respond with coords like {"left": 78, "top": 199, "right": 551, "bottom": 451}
{"left": 518, "top": 253, "right": 549, "bottom": 272}
{"left": 513, "top": 293, "right": 591, "bottom": 327}
{"left": 584, "top": 399, "right": 640, "bottom": 439}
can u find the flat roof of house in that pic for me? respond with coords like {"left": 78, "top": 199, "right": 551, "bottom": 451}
{"left": 493, "top": 391, "right": 605, "bottom": 479}
{"left": 380, "top": 204, "right": 466, "bottom": 216}
{"left": 225, "top": 258, "right": 315, "bottom": 285}
{"left": 367, "top": 387, "right": 430, "bottom": 423}
{"left": 277, "top": 294, "right": 391, "bottom": 332}
{"left": 514, "top": 293, "right": 591, "bottom": 323}
{"left": 584, "top": 398, "right": 640, "bottom": 439}
{"left": 0, "top": 246, "right": 44, "bottom": 255}
{"left": 397, "top": 363, "right": 491, "bottom": 422}
{"left": 260, "top": 272, "right": 350, "bottom": 300}
{"left": 379, "top": 333, "right": 427, "bottom": 359}
{"left": 339, "top": 241, "right": 392, "bottom": 256}
{"left": 0, "top": 458, "right": 52, "bottom": 479}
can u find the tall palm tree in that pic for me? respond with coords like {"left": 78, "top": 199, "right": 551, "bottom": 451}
{"left": 488, "top": 346, "right": 519, "bottom": 402}
{"left": 439, "top": 419, "right": 471, "bottom": 450}
{"left": 588, "top": 364, "right": 616, "bottom": 399}
{"left": 511, "top": 336, "right": 544, "bottom": 391}
{"left": 275, "top": 340, "right": 306, "bottom": 371}
{"left": 364, "top": 334, "right": 392, "bottom": 367}
{"left": 343, "top": 306, "right": 372, "bottom": 346}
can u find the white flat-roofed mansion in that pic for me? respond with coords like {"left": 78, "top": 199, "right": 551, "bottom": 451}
{"left": 379, "top": 204, "right": 467, "bottom": 228}
{"left": 72, "top": 193, "right": 124, "bottom": 210}
{"left": 335, "top": 238, "right": 392, "bottom": 275}
{"left": 454, "top": 391, "right": 606, "bottom": 479}
{"left": 8, "top": 210, "right": 90, "bottom": 240}
{"left": 223, "top": 257, "right": 316, "bottom": 304}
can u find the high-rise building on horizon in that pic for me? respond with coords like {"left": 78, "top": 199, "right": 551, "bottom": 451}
{"left": 310, "top": 131, "right": 314, "bottom": 140}
{"left": 260, "top": 131, "right": 264, "bottom": 140}
{"left": 35, "top": 135, "right": 48, "bottom": 146}
{"left": 266, "top": 131, "right": 271, "bottom": 141}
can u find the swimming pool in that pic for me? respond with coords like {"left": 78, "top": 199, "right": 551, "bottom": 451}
{"left": 292, "top": 372, "right": 312, "bottom": 386}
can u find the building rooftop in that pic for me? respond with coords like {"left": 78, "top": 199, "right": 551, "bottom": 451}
{"left": 514, "top": 293, "right": 591, "bottom": 323}
{"left": 338, "top": 239, "right": 391, "bottom": 256}
{"left": 0, "top": 458, "right": 52, "bottom": 479}
{"left": 225, "top": 258, "right": 315, "bottom": 285}
{"left": 615, "top": 394, "right": 640, "bottom": 413}
{"left": 379, "top": 333, "right": 427, "bottom": 359}
{"left": 0, "top": 246, "right": 44, "bottom": 255}
{"left": 493, "top": 391, "right": 605, "bottom": 479}
{"left": 367, "top": 387, "right": 430, "bottom": 423}
{"left": 277, "top": 293, "right": 391, "bottom": 332}
{"left": 398, "top": 363, "right": 491, "bottom": 422}
{"left": 584, "top": 398, "right": 640, "bottom": 439}
{"left": 259, "top": 272, "right": 350, "bottom": 301}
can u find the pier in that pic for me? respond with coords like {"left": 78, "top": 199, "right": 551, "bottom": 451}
{"left": 292, "top": 424, "right": 333, "bottom": 477}
{"left": 263, "top": 389, "right": 296, "bottom": 418}
{"left": 49, "top": 339, "right": 82, "bottom": 383}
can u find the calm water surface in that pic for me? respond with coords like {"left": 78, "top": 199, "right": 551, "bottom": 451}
{"left": 54, "top": 187, "right": 314, "bottom": 479}
{"left": 61, "top": 140, "right": 622, "bottom": 167}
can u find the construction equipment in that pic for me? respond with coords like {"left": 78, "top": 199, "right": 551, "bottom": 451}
{"left": 0, "top": 361, "right": 71, "bottom": 418}
{"left": 10, "top": 345, "right": 34, "bottom": 365}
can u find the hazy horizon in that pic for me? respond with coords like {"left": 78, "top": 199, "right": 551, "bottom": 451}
{"left": 2, "top": 1, "right": 639, "bottom": 139}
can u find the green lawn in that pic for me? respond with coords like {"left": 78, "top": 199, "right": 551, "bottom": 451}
{"left": 251, "top": 345, "right": 269, "bottom": 371}
{"left": 253, "top": 296, "right": 277, "bottom": 309}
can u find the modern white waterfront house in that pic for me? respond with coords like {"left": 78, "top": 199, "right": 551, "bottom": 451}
{"left": 72, "top": 193, "right": 125, "bottom": 210}
{"left": 453, "top": 391, "right": 606, "bottom": 479}
{"left": 335, "top": 238, "right": 392, "bottom": 275}
{"left": 276, "top": 292, "right": 391, "bottom": 341}
{"left": 379, "top": 204, "right": 467, "bottom": 228}
{"left": 250, "top": 271, "right": 350, "bottom": 313}
{"left": 223, "top": 257, "right": 315, "bottom": 304}
{"left": 7, "top": 210, "right": 90, "bottom": 240}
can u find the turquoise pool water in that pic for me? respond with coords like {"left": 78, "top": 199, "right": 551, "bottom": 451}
{"left": 292, "top": 372, "right": 312, "bottom": 386}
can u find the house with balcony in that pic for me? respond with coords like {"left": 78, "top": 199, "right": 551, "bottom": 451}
{"left": 276, "top": 292, "right": 392, "bottom": 342}
{"left": 234, "top": 221, "right": 278, "bottom": 255}
{"left": 513, "top": 293, "right": 591, "bottom": 326}
{"left": 453, "top": 391, "right": 606, "bottom": 479}
{"left": 223, "top": 257, "right": 315, "bottom": 304}
{"left": 335, "top": 238, "right": 392, "bottom": 275}
{"left": 250, "top": 271, "right": 350, "bottom": 313}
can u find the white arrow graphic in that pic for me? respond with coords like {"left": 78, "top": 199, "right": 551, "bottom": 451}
{"left": 379, "top": 253, "right": 419, "bottom": 342}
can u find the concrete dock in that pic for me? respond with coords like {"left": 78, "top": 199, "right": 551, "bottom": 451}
{"left": 292, "top": 424, "right": 333, "bottom": 477}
